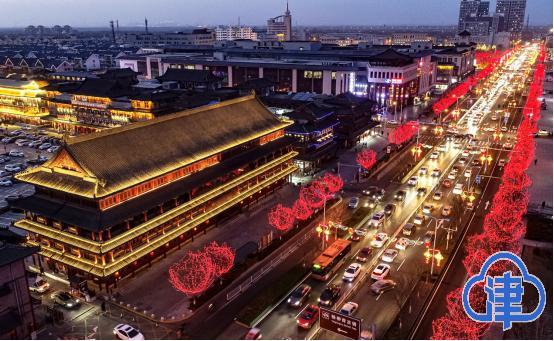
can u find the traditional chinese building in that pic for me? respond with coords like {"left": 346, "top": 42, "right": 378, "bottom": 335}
{"left": 12, "top": 94, "right": 296, "bottom": 292}
{"left": 0, "top": 79, "right": 49, "bottom": 124}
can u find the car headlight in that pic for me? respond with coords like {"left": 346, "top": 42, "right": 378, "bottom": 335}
{"left": 287, "top": 298, "right": 291, "bottom": 303}
{"left": 317, "top": 298, "right": 320, "bottom": 302}
{"left": 67, "top": 303, "right": 73, "bottom": 307}
{"left": 75, "top": 299, "right": 80, "bottom": 303}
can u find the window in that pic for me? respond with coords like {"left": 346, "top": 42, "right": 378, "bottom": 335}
{"left": 313, "top": 71, "right": 322, "bottom": 79}
{"left": 304, "top": 71, "right": 313, "bottom": 78}
{"left": 331, "top": 71, "right": 336, "bottom": 80}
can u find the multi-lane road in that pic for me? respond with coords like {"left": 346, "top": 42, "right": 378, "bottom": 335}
{"left": 249, "top": 45, "right": 537, "bottom": 340}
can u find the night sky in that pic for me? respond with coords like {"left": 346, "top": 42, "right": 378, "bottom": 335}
{"left": 3, "top": 0, "right": 552, "bottom": 27}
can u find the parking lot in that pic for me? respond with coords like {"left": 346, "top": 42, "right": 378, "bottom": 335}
{"left": 0, "top": 125, "right": 61, "bottom": 208}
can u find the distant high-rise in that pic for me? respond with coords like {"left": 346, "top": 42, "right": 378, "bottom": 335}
{"left": 266, "top": 2, "right": 292, "bottom": 41}
{"left": 495, "top": 0, "right": 527, "bottom": 35}
{"left": 458, "top": 0, "right": 486, "bottom": 31}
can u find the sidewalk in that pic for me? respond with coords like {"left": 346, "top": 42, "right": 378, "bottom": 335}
{"left": 110, "top": 184, "right": 299, "bottom": 321}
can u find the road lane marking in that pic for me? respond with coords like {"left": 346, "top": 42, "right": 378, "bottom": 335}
{"left": 397, "top": 258, "right": 407, "bottom": 271}
{"left": 375, "top": 292, "right": 383, "bottom": 301}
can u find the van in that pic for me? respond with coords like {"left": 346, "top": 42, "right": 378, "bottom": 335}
{"left": 402, "top": 223, "right": 415, "bottom": 236}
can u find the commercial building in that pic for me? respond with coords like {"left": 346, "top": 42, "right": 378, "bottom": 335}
{"left": 0, "top": 79, "right": 49, "bottom": 124}
{"left": 458, "top": 0, "right": 490, "bottom": 31}
{"left": 215, "top": 26, "right": 258, "bottom": 41}
{"left": 118, "top": 29, "right": 216, "bottom": 47}
{"left": 495, "top": 0, "right": 527, "bottom": 37}
{"left": 432, "top": 43, "right": 476, "bottom": 90}
{"left": 266, "top": 3, "right": 292, "bottom": 41}
{"left": 388, "top": 33, "right": 436, "bottom": 45}
{"left": 12, "top": 94, "right": 297, "bottom": 292}
{"left": 0, "top": 242, "right": 38, "bottom": 339}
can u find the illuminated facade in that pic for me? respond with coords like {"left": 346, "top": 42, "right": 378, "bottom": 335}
{"left": 0, "top": 79, "right": 49, "bottom": 124}
{"left": 13, "top": 94, "right": 296, "bottom": 291}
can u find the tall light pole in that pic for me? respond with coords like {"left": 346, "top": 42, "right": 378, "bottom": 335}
{"left": 425, "top": 216, "right": 449, "bottom": 277}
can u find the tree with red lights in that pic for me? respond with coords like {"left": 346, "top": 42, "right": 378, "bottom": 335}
{"left": 204, "top": 241, "right": 235, "bottom": 276}
{"left": 356, "top": 149, "right": 377, "bottom": 170}
{"left": 168, "top": 250, "right": 215, "bottom": 296}
{"left": 268, "top": 204, "right": 295, "bottom": 231}
{"left": 321, "top": 172, "right": 344, "bottom": 194}
{"left": 299, "top": 182, "right": 326, "bottom": 209}
{"left": 292, "top": 198, "right": 313, "bottom": 221}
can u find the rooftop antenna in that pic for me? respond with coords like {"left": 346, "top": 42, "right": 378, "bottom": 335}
{"left": 145, "top": 17, "right": 149, "bottom": 33}
{"left": 238, "top": 16, "right": 240, "bottom": 27}
{"left": 116, "top": 19, "right": 119, "bottom": 33}
{"left": 109, "top": 20, "right": 116, "bottom": 43}
{"left": 526, "top": 14, "right": 530, "bottom": 30}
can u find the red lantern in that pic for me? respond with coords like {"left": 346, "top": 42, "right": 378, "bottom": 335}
{"left": 168, "top": 251, "right": 215, "bottom": 296}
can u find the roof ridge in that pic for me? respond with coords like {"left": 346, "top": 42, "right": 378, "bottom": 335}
{"left": 68, "top": 94, "right": 257, "bottom": 145}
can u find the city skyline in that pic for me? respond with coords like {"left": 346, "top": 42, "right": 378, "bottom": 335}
{"left": 3, "top": 0, "right": 552, "bottom": 28}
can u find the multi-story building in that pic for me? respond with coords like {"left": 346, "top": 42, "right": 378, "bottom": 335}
{"left": 0, "top": 79, "right": 49, "bottom": 125}
{"left": 118, "top": 29, "right": 216, "bottom": 47}
{"left": 459, "top": 0, "right": 486, "bottom": 31}
{"left": 0, "top": 242, "right": 38, "bottom": 339}
{"left": 433, "top": 44, "right": 476, "bottom": 90}
{"left": 388, "top": 33, "right": 436, "bottom": 45}
{"left": 215, "top": 26, "right": 258, "bottom": 41}
{"left": 266, "top": 3, "right": 292, "bottom": 41}
{"left": 12, "top": 94, "right": 296, "bottom": 292}
{"left": 495, "top": 0, "right": 527, "bottom": 38}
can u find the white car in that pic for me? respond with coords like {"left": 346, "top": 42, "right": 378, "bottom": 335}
{"left": 419, "top": 167, "right": 428, "bottom": 175}
{"left": 343, "top": 263, "right": 362, "bottom": 282}
{"left": 4, "top": 164, "right": 22, "bottom": 172}
{"left": 433, "top": 191, "right": 443, "bottom": 201}
{"left": 339, "top": 302, "right": 359, "bottom": 316}
{"left": 113, "top": 324, "right": 144, "bottom": 340}
{"left": 29, "top": 140, "right": 42, "bottom": 148}
{"left": 15, "top": 139, "right": 30, "bottom": 147}
{"left": 47, "top": 145, "right": 60, "bottom": 153}
{"left": 447, "top": 171, "right": 457, "bottom": 180}
{"left": 371, "top": 263, "right": 391, "bottom": 280}
{"left": 464, "top": 169, "right": 472, "bottom": 178}
{"left": 422, "top": 204, "right": 434, "bottom": 215}
{"left": 0, "top": 179, "right": 12, "bottom": 187}
{"left": 8, "top": 150, "right": 24, "bottom": 157}
{"left": 348, "top": 197, "right": 360, "bottom": 209}
{"left": 431, "top": 169, "right": 441, "bottom": 177}
{"left": 429, "top": 152, "right": 439, "bottom": 160}
{"left": 38, "top": 143, "right": 52, "bottom": 150}
{"left": 381, "top": 249, "right": 398, "bottom": 262}
{"left": 369, "top": 211, "right": 386, "bottom": 227}
{"left": 395, "top": 237, "right": 411, "bottom": 250}
{"left": 370, "top": 232, "right": 389, "bottom": 248}
{"left": 354, "top": 227, "right": 368, "bottom": 236}
{"left": 453, "top": 183, "right": 464, "bottom": 195}
{"left": 29, "top": 277, "right": 50, "bottom": 293}
{"left": 407, "top": 176, "right": 418, "bottom": 186}
{"left": 413, "top": 214, "right": 426, "bottom": 225}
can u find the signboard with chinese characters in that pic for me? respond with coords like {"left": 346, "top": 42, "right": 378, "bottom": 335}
{"left": 319, "top": 307, "right": 362, "bottom": 340}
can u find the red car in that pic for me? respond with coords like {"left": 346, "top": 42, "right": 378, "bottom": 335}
{"left": 442, "top": 179, "right": 452, "bottom": 188}
{"left": 297, "top": 305, "right": 319, "bottom": 329}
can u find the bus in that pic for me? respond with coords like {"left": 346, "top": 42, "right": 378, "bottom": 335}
{"left": 311, "top": 239, "right": 352, "bottom": 281}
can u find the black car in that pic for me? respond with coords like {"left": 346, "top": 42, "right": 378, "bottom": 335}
{"left": 362, "top": 186, "right": 379, "bottom": 196}
{"left": 288, "top": 284, "right": 311, "bottom": 307}
{"left": 370, "top": 279, "right": 397, "bottom": 295}
{"left": 50, "top": 291, "right": 80, "bottom": 309}
{"left": 394, "top": 190, "right": 406, "bottom": 202}
{"left": 417, "top": 187, "right": 427, "bottom": 197}
{"left": 369, "top": 188, "right": 386, "bottom": 201}
{"left": 384, "top": 203, "right": 396, "bottom": 216}
{"left": 318, "top": 284, "right": 342, "bottom": 307}
{"left": 356, "top": 247, "right": 372, "bottom": 262}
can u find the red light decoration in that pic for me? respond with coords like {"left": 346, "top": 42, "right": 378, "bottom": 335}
{"left": 268, "top": 203, "right": 295, "bottom": 231}
{"left": 388, "top": 123, "right": 417, "bottom": 145}
{"left": 168, "top": 251, "right": 215, "bottom": 296}
{"left": 299, "top": 182, "right": 326, "bottom": 209}
{"left": 292, "top": 198, "right": 313, "bottom": 221}
{"left": 321, "top": 172, "right": 344, "bottom": 194}
{"left": 356, "top": 149, "right": 377, "bottom": 170}
{"left": 204, "top": 241, "right": 235, "bottom": 276}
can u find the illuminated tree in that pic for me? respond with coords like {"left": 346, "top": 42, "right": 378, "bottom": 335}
{"left": 321, "top": 172, "right": 344, "bottom": 194}
{"left": 356, "top": 149, "right": 377, "bottom": 170}
{"left": 292, "top": 198, "right": 313, "bottom": 221}
{"left": 204, "top": 241, "right": 235, "bottom": 276}
{"left": 299, "top": 182, "right": 326, "bottom": 209}
{"left": 268, "top": 204, "right": 294, "bottom": 231}
{"left": 168, "top": 251, "right": 215, "bottom": 296}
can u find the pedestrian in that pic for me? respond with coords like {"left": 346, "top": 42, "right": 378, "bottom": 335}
{"left": 534, "top": 159, "right": 538, "bottom": 165}
{"left": 542, "top": 201, "right": 546, "bottom": 209}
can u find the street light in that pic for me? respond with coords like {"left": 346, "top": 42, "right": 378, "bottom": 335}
{"left": 424, "top": 216, "right": 449, "bottom": 277}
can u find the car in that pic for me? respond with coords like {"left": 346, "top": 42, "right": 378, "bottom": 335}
{"left": 339, "top": 302, "right": 359, "bottom": 316}
{"left": 362, "top": 185, "right": 379, "bottom": 196}
{"left": 431, "top": 168, "right": 442, "bottom": 177}
{"left": 402, "top": 223, "right": 415, "bottom": 236}
{"left": 423, "top": 231, "right": 435, "bottom": 247}
{"left": 452, "top": 166, "right": 461, "bottom": 173}
{"left": 461, "top": 150, "right": 470, "bottom": 157}
{"left": 429, "top": 152, "right": 439, "bottom": 160}
{"left": 29, "top": 277, "right": 50, "bottom": 293}
{"left": 350, "top": 234, "right": 361, "bottom": 242}
{"left": 113, "top": 324, "right": 144, "bottom": 340}
{"left": 4, "top": 164, "right": 22, "bottom": 172}
{"left": 394, "top": 190, "right": 406, "bottom": 202}
{"left": 413, "top": 214, "right": 426, "bottom": 226}
{"left": 348, "top": 197, "right": 360, "bottom": 209}
{"left": 369, "top": 211, "right": 386, "bottom": 227}
{"left": 318, "top": 284, "right": 342, "bottom": 307}
{"left": 370, "top": 279, "right": 397, "bottom": 295}
{"left": 47, "top": 145, "right": 60, "bottom": 153}
{"left": 1, "top": 137, "right": 15, "bottom": 144}
{"left": 438, "top": 144, "right": 447, "bottom": 152}
{"left": 500, "top": 126, "right": 508, "bottom": 132}
{"left": 458, "top": 157, "right": 467, "bottom": 165}
{"left": 452, "top": 142, "right": 461, "bottom": 149}
{"left": 245, "top": 328, "right": 262, "bottom": 340}
{"left": 366, "top": 198, "right": 379, "bottom": 209}
{"left": 370, "top": 232, "right": 389, "bottom": 248}
{"left": 407, "top": 176, "right": 418, "bottom": 186}
{"left": 422, "top": 204, "right": 434, "bottom": 215}
{"left": 419, "top": 167, "right": 428, "bottom": 175}
{"left": 498, "top": 159, "right": 506, "bottom": 167}
{"left": 442, "top": 179, "right": 452, "bottom": 188}
{"left": 381, "top": 249, "right": 398, "bottom": 262}
{"left": 354, "top": 227, "right": 368, "bottom": 236}
{"left": 433, "top": 191, "right": 443, "bottom": 201}
{"left": 343, "top": 263, "right": 362, "bottom": 282}
{"left": 470, "top": 148, "right": 481, "bottom": 155}
{"left": 453, "top": 183, "right": 464, "bottom": 195}
{"left": 537, "top": 129, "right": 550, "bottom": 136}
{"left": 50, "top": 291, "right": 80, "bottom": 309}
{"left": 471, "top": 159, "right": 481, "bottom": 167}
{"left": 8, "top": 150, "right": 24, "bottom": 157}
{"left": 15, "top": 139, "right": 30, "bottom": 147}
{"left": 297, "top": 305, "right": 319, "bottom": 329}
{"left": 417, "top": 187, "right": 427, "bottom": 197}
{"left": 356, "top": 247, "right": 372, "bottom": 262}
{"left": 0, "top": 179, "right": 12, "bottom": 186}
{"left": 38, "top": 143, "right": 52, "bottom": 150}
{"left": 288, "top": 284, "right": 311, "bottom": 307}
{"left": 384, "top": 203, "right": 396, "bottom": 216}
{"left": 442, "top": 205, "right": 453, "bottom": 216}
{"left": 464, "top": 169, "right": 472, "bottom": 178}
{"left": 29, "top": 140, "right": 42, "bottom": 148}
{"left": 368, "top": 188, "right": 386, "bottom": 200}
{"left": 466, "top": 201, "right": 475, "bottom": 210}
{"left": 395, "top": 237, "right": 411, "bottom": 250}
{"left": 448, "top": 170, "right": 458, "bottom": 180}
{"left": 371, "top": 263, "right": 391, "bottom": 280}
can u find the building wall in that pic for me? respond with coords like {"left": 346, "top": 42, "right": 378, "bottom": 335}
{"left": 0, "top": 260, "right": 35, "bottom": 339}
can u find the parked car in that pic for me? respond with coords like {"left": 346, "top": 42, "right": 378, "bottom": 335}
{"left": 371, "top": 263, "right": 391, "bottom": 280}
{"left": 343, "top": 263, "right": 362, "bottom": 282}
{"left": 50, "top": 291, "right": 80, "bottom": 309}
{"left": 297, "top": 305, "right": 320, "bottom": 329}
{"left": 29, "top": 277, "right": 50, "bottom": 293}
{"left": 113, "top": 324, "right": 144, "bottom": 340}
{"left": 0, "top": 179, "right": 12, "bottom": 186}
{"left": 370, "top": 279, "right": 397, "bottom": 295}
{"left": 29, "top": 140, "right": 42, "bottom": 148}
{"left": 288, "top": 284, "right": 312, "bottom": 307}
{"left": 339, "top": 302, "right": 359, "bottom": 316}
{"left": 47, "top": 145, "right": 60, "bottom": 153}
{"left": 38, "top": 143, "right": 52, "bottom": 150}
{"left": 8, "top": 150, "right": 24, "bottom": 157}
{"left": 5, "top": 164, "right": 22, "bottom": 172}
{"left": 356, "top": 247, "right": 372, "bottom": 262}
{"left": 318, "top": 284, "right": 342, "bottom": 307}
